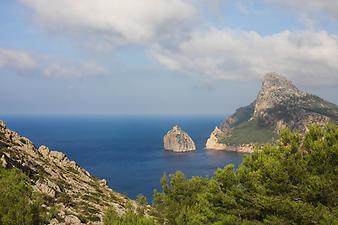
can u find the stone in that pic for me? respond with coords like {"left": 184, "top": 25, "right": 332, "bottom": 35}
{"left": 99, "top": 179, "right": 108, "bottom": 187}
{"left": 38, "top": 145, "right": 50, "bottom": 157}
{"left": 205, "top": 127, "right": 227, "bottom": 150}
{"left": 1, "top": 155, "right": 8, "bottom": 168}
{"left": 64, "top": 215, "right": 81, "bottom": 225}
{"left": 34, "top": 180, "right": 57, "bottom": 198}
{"left": 163, "top": 126, "right": 196, "bottom": 152}
{"left": 0, "top": 120, "right": 6, "bottom": 129}
{"left": 49, "top": 150, "right": 67, "bottom": 162}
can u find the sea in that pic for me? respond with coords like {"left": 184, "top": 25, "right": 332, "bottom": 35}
{"left": 1, "top": 115, "right": 246, "bottom": 202}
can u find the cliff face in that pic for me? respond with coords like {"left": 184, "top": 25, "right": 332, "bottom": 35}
{"left": 205, "top": 127, "right": 227, "bottom": 150}
{"left": 206, "top": 73, "right": 338, "bottom": 151}
{"left": 164, "top": 126, "right": 196, "bottom": 152}
{"left": 0, "top": 120, "right": 138, "bottom": 225}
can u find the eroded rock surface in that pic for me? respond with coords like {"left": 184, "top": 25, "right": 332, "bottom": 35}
{"left": 164, "top": 126, "right": 196, "bottom": 152}
{"left": 205, "top": 127, "right": 227, "bottom": 150}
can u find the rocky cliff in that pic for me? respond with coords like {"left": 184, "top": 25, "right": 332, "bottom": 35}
{"left": 0, "top": 120, "right": 140, "bottom": 225}
{"left": 163, "top": 126, "right": 196, "bottom": 152}
{"left": 205, "top": 127, "right": 227, "bottom": 150}
{"left": 206, "top": 73, "right": 338, "bottom": 152}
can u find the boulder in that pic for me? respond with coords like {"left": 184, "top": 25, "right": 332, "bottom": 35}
{"left": 163, "top": 126, "right": 196, "bottom": 152}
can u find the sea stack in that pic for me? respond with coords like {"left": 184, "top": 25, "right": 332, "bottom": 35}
{"left": 163, "top": 126, "right": 196, "bottom": 152}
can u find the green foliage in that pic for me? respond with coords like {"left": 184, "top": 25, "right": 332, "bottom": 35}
{"left": 227, "top": 102, "right": 255, "bottom": 128}
{"left": 220, "top": 119, "right": 277, "bottom": 145}
{"left": 153, "top": 124, "right": 338, "bottom": 225}
{"left": 0, "top": 167, "right": 42, "bottom": 225}
{"left": 103, "top": 207, "right": 158, "bottom": 225}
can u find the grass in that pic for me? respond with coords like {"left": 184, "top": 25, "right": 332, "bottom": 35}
{"left": 220, "top": 119, "right": 277, "bottom": 145}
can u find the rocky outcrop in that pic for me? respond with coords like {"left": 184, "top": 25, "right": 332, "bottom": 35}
{"left": 207, "top": 72, "right": 338, "bottom": 152}
{"left": 253, "top": 73, "right": 306, "bottom": 120}
{"left": 164, "top": 126, "right": 196, "bottom": 152}
{"left": 205, "top": 127, "right": 227, "bottom": 150}
{"left": 0, "top": 120, "right": 141, "bottom": 225}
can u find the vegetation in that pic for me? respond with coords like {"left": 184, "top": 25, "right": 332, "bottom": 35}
{"left": 227, "top": 102, "right": 255, "bottom": 128}
{"left": 0, "top": 167, "right": 42, "bottom": 225}
{"left": 220, "top": 118, "right": 277, "bottom": 145}
{"left": 105, "top": 124, "right": 337, "bottom": 225}
{"left": 104, "top": 206, "right": 158, "bottom": 225}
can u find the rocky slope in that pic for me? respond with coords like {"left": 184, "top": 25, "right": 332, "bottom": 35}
{"left": 163, "top": 126, "right": 196, "bottom": 152}
{"left": 206, "top": 73, "right": 338, "bottom": 152}
{"left": 0, "top": 120, "right": 140, "bottom": 225}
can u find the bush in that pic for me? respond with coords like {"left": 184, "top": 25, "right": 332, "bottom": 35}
{"left": 0, "top": 167, "right": 42, "bottom": 225}
{"left": 103, "top": 207, "right": 158, "bottom": 225}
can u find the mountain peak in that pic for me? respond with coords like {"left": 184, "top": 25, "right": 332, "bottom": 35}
{"left": 215, "top": 72, "right": 338, "bottom": 149}
{"left": 261, "top": 73, "right": 299, "bottom": 93}
{"left": 254, "top": 73, "right": 306, "bottom": 118}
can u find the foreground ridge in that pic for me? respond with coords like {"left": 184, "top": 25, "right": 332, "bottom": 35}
{"left": 0, "top": 120, "right": 138, "bottom": 225}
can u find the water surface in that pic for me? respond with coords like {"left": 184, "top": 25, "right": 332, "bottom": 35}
{"left": 1, "top": 115, "right": 245, "bottom": 201}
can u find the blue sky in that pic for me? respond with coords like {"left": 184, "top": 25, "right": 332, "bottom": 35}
{"left": 0, "top": 0, "right": 338, "bottom": 115}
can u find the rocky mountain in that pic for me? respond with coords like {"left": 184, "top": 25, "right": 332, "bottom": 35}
{"left": 163, "top": 126, "right": 196, "bottom": 152}
{"left": 206, "top": 73, "right": 338, "bottom": 152}
{"left": 0, "top": 120, "right": 140, "bottom": 225}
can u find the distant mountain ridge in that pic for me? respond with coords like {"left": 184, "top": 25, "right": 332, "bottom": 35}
{"left": 206, "top": 73, "right": 338, "bottom": 151}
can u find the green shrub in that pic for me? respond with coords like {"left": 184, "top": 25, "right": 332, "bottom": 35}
{"left": 103, "top": 207, "right": 158, "bottom": 225}
{"left": 0, "top": 167, "right": 42, "bottom": 225}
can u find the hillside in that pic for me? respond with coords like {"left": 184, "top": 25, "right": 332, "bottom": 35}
{"left": 206, "top": 73, "right": 338, "bottom": 151}
{"left": 0, "top": 120, "right": 138, "bottom": 224}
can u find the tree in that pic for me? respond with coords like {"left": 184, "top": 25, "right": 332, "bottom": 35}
{"left": 152, "top": 124, "right": 338, "bottom": 225}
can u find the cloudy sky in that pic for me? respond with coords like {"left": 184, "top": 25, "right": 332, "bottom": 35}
{"left": 1, "top": 0, "right": 338, "bottom": 115}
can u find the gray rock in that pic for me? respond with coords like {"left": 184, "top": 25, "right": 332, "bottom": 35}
{"left": 163, "top": 126, "right": 196, "bottom": 152}
{"left": 38, "top": 145, "right": 50, "bottom": 157}
{"left": 1, "top": 155, "right": 8, "bottom": 168}
{"left": 64, "top": 215, "right": 82, "bottom": 225}
{"left": 34, "top": 180, "right": 57, "bottom": 198}
{"left": 0, "top": 120, "right": 6, "bottom": 129}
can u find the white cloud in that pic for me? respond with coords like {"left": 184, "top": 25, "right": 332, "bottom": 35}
{"left": 42, "top": 61, "right": 106, "bottom": 78}
{"left": 0, "top": 48, "right": 37, "bottom": 72}
{"left": 154, "top": 29, "right": 338, "bottom": 86}
{"left": 21, "top": 0, "right": 196, "bottom": 45}
{"left": 0, "top": 48, "right": 105, "bottom": 78}
{"left": 17, "top": 0, "right": 338, "bottom": 87}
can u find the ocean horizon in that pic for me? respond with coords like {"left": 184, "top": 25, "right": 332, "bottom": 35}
{"left": 1, "top": 115, "right": 245, "bottom": 202}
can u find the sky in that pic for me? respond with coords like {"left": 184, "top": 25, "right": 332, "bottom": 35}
{"left": 0, "top": 0, "right": 338, "bottom": 115}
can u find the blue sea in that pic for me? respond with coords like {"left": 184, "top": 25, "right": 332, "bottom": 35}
{"left": 1, "top": 115, "right": 246, "bottom": 202}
